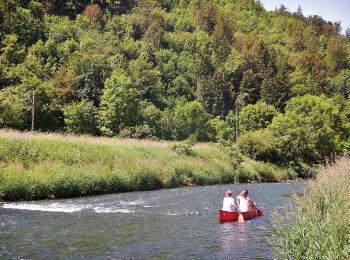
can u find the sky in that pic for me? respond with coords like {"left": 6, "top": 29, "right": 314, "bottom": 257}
{"left": 259, "top": 0, "right": 350, "bottom": 34}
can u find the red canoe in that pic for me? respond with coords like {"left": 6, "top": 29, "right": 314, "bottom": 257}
{"left": 218, "top": 208, "right": 264, "bottom": 223}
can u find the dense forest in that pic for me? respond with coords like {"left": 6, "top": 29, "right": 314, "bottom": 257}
{"left": 1, "top": 0, "right": 350, "bottom": 174}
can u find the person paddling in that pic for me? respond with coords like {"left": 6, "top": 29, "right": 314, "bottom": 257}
{"left": 222, "top": 190, "right": 239, "bottom": 212}
{"left": 237, "top": 190, "right": 255, "bottom": 212}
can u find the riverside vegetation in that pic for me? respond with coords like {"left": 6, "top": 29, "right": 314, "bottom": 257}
{"left": 1, "top": 1, "right": 350, "bottom": 257}
{"left": 272, "top": 158, "right": 350, "bottom": 260}
{"left": 2, "top": 1, "right": 350, "bottom": 176}
{"left": 0, "top": 129, "right": 296, "bottom": 201}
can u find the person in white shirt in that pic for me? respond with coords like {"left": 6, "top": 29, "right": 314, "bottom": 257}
{"left": 222, "top": 190, "right": 239, "bottom": 212}
{"left": 237, "top": 189, "right": 256, "bottom": 212}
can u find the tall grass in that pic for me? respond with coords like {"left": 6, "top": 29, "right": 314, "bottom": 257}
{"left": 271, "top": 158, "right": 350, "bottom": 259}
{"left": 0, "top": 130, "right": 297, "bottom": 201}
{"left": 0, "top": 130, "right": 237, "bottom": 201}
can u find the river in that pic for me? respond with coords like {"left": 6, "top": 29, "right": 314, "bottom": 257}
{"left": 0, "top": 183, "right": 301, "bottom": 259}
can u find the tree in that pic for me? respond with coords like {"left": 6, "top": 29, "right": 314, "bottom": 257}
{"left": 345, "top": 27, "right": 350, "bottom": 40}
{"left": 239, "top": 102, "right": 279, "bottom": 134}
{"left": 83, "top": 4, "right": 103, "bottom": 24}
{"left": 260, "top": 64, "right": 291, "bottom": 111}
{"left": 6, "top": 2, "right": 45, "bottom": 46}
{"left": 326, "top": 69, "right": 350, "bottom": 98}
{"left": 294, "top": 4, "right": 303, "bottom": 18}
{"left": 0, "top": 87, "right": 26, "bottom": 129}
{"left": 70, "top": 52, "right": 112, "bottom": 106}
{"left": 326, "top": 37, "right": 348, "bottom": 75}
{"left": 141, "top": 102, "right": 162, "bottom": 137}
{"left": 173, "top": 100, "right": 210, "bottom": 141}
{"left": 239, "top": 69, "right": 261, "bottom": 105}
{"left": 269, "top": 95, "right": 348, "bottom": 165}
{"left": 0, "top": 34, "right": 26, "bottom": 65}
{"left": 276, "top": 4, "right": 287, "bottom": 13}
{"left": 64, "top": 100, "right": 98, "bottom": 135}
{"left": 212, "top": 10, "right": 233, "bottom": 62}
{"left": 129, "top": 53, "right": 164, "bottom": 107}
{"left": 98, "top": 72, "right": 140, "bottom": 136}
{"left": 198, "top": 69, "right": 234, "bottom": 117}
{"left": 192, "top": 0, "right": 216, "bottom": 34}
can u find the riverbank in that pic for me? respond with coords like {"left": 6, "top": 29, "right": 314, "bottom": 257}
{"left": 0, "top": 130, "right": 296, "bottom": 201}
{"left": 272, "top": 158, "right": 350, "bottom": 259}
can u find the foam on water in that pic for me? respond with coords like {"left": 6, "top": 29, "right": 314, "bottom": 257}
{"left": 1, "top": 203, "right": 83, "bottom": 213}
{"left": 119, "top": 199, "right": 143, "bottom": 205}
{"left": 93, "top": 208, "right": 134, "bottom": 213}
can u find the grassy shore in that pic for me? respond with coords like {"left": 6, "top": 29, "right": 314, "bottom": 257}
{"left": 0, "top": 130, "right": 295, "bottom": 201}
{"left": 272, "top": 158, "right": 350, "bottom": 259}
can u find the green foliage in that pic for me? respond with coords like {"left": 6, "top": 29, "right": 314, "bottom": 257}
{"left": 141, "top": 102, "right": 162, "bottom": 136}
{"left": 118, "top": 124, "right": 156, "bottom": 139}
{"left": 269, "top": 95, "right": 349, "bottom": 165}
{"left": 0, "top": 0, "right": 350, "bottom": 173}
{"left": 173, "top": 100, "right": 210, "bottom": 141}
{"left": 171, "top": 139, "right": 196, "bottom": 156}
{"left": 207, "top": 116, "right": 234, "bottom": 145}
{"left": 0, "top": 87, "right": 26, "bottom": 129}
{"left": 237, "top": 129, "right": 279, "bottom": 163}
{"left": 272, "top": 158, "right": 350, "bottom": 259}
{"left": 0, "top": 131, "right": 236, "bottom": 201}
{"left": 239, "top": 159, "right": 297, "bottom": 182}
{"left": 64, "top": 100, "right": 98, "bottom": 135}
{"left": 239, "top": 102, "right": 279, "bottom": 134}
{"left": 99, "top": 72, "right": 140, "bottom": 136}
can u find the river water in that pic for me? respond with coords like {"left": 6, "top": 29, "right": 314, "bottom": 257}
{"left": 0, "top": 183, "right": 301, "bottom": 259}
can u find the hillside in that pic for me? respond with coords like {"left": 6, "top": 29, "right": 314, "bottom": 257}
{"left": 1, "top": 0, "right": 350, "bottom": 173}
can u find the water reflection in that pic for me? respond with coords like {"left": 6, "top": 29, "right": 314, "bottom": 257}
{"left": 218, "top": 223, "right": 249, "bottom": 252}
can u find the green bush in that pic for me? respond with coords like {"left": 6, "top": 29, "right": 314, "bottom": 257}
{"left": 238, "top": 159, "right": 297, "bottom": 182}
{"left": 171, "top": 138, "right": 196, "bottom": 156}
{"left": 0, "top": 87, "right": 27, "bottom": 130}
{"left": 269, "top": 95, "right": 349, "bottom": 165}
{"left": 207, "top": 116, "right": 234, "bottom": 145}
{"left": 118, "top": 124, "right": 156, "bottom": 139}
{"left": 239, "top": 102, "right": 279, "bottom": 134}
{"left": 64, "top": 100, "right": 98, "bottom": 135}
{"left": 237, "top": 129, "right": 279, "bottom": 163}
{"left": 173, "top": 100, "right": 210, "bottom": 141}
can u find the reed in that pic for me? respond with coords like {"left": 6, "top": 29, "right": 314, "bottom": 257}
{"left": 271, "top": 158, "right": 350, "bottom": 259}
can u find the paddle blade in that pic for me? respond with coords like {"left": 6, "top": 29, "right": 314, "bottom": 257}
{"left": 257, "top": 209, "right": 264, "bottom": 216}
{"left": 238, "top": 213, "right": 244, "bottom": 224}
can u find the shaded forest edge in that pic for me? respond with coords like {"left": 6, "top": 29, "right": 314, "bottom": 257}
{"left": 271, "top": 157, "right": 350, "bottom": 259}
{"left": 0, "top": 129, "right": 296, "bottom": 201}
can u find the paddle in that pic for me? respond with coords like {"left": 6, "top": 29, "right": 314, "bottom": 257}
{"left": 257, "top": 209, "right": 264, "bottom": 216}
{"left": 238, "top": 211, "right": 244, "bottom": 224}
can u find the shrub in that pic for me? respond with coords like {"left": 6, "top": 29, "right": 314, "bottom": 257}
{"left": 118, "top": 124, "right": 156, "bottom": 139}
{"left": 269, "top": 95, "right": 348, "bottom": 165}
{"left": 171, "top": 138, "right": 196, "bottom": 156}
{"left": 64, "top": 100, "right": 98, "bottom": 135}
{"left": 239, "top": 102, "right": 279, "bottom": 134}
{"left": 238, "top": 159, "right": 297, "bottom": 182}
{"left": 207, "top": 116, "right": 234, "bottom": 145}
{"left": 173, "top": 100, "right": 210, "bottom": 141}
{"left": 0, "top": 87, "right": 26, "bottom": 129}
{"left": 237, "top": 129, "right": 279, "bottom": 163}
